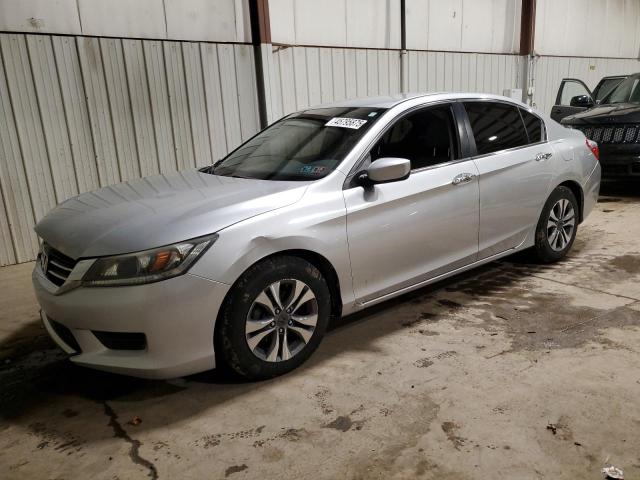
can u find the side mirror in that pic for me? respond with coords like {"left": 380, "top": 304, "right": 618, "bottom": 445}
{"left": 570, "top": 95, "right": 594, "bottom": 108}
{"left": 356, "top": 157, "right": 411, "bottom": 187}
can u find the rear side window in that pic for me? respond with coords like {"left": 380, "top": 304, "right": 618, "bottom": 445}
{"left": 520, "top": 109, "right": 544, "bottom": 143}
{"left": 464, "top": 102, "right": 528, "bottom": 155}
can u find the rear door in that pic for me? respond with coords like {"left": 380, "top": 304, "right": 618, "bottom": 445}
{"left": 462, "top": 101, "right": 555, "bottom": 259}
{"left": 550, "top": 78, "right": 593, "bottom": 122}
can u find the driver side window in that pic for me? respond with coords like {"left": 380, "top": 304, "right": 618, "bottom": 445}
{"left": 369, "top": 105, "right": 459, "bottom": 171}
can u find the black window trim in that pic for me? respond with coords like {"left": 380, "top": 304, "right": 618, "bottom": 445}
{"left": 458, "top": 98, "right": 548, "bottom": 160}
{"left": 343, "top": 100, "right": 472, "bottom": 189}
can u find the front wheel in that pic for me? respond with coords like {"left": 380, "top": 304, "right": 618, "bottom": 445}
{"left": 530, "top": 186, "right": 579, "bottom": 263}
{"left": 215, "top": 256, "right": 331, "bottom": 380}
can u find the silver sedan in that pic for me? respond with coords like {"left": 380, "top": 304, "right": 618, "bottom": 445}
{"left": 33, "top": 93, "right": 601, "bottom": 379}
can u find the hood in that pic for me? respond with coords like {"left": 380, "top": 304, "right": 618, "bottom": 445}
{"left": 35, "top": 169, "right": 309, "bottom": 259}
{"left": 562, "top": 103, "right": 640, "bottom": 125}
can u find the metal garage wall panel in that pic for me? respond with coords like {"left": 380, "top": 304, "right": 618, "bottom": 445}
{"left": 331, "top": 49, "right": 347, "bottom": 102}
{"left": 277, "top": 46, "right": 297, "bottom": 115}
{"left": 305, "top": 48, "right": 322, "bottom": 107}
{"left": 533, "top": 56, "right": 640, "bottom": 114}
{"left": 0, "top": 33, "right": 260, "bottom": 265}
{"left": 217, "top": 44, "right": 243, "bottom": 150}
{"left": 535, "top": 0, "right": 640, "bottom": 58}
{"left": 270, "top": 46, "right": 404, "bottom": 117}
{"left": 51, "top": 36, "right": 100, "bottom": 194}
{"left": 0, "top": 47, "right": 38, "bottom": 264}
{"left": 200, "top": 43, "right": 229, "bottom": 162}
{"left": 100, "top": 38, "right": 141, "bottom": 181}
{"left": 122, "top": 39, "right": 160, "bottom": 177}
{"left": 292, "top": 47, "right": 310, "bottom": 109}
{"left": 320, "top": 49, "right": 334, "bottom": 103}
{"left": 270, "top": 0, "right": 401, "bottom": 49}
{"left": 163, "top": 41, "right": 196, "bottom": 170}
{"left": 405, "top": 0, "right": 520, "bottom": 53}
{"left": 183, "top": 42, "right": 213, "bottom": 167}
{"left": 0, "top": 35, "right": 57, "bottom": 220}
{"left": 355, "top": 50, "right": 368, "bottom": 98}
{"left": 26, "top": 35, "right": 79, "bottom": 203}
{"left": 344, "top": 49, "right": 358, "bottom": 99}
{"left": 233, "top": 44, "right": 260, "bottom": 142}
{"left": 0, "top": 184, "right": 15, "bottom": 265}
{"left": 406, "top": 51, "right": 520, "bottom": 96}
{"left": 76, "top": 36, "right": 121, "bottom": 187}
{"left": 142, "top": 40, "right": 178, "bottom": 174}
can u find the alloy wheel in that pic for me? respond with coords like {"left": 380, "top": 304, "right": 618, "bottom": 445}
{"left": 245, "top": 279, "right": 318, "bottom": 362}
{"left": 547, "top": 198, "right": 576, "bottom": 252}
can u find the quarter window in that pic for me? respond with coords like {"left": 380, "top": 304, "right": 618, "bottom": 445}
{"left": 464, "top": 102, "right": 529, "bottom": 155}
{"left": 520, "top": 109, "right": 544, "bottom": 144}
{"left": 370, "top": 105, "right": 459, "bottom": 170}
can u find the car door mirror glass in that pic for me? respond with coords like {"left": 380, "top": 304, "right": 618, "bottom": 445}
{"left": 570, "top": 95, "right": 594, "bottom": 108}
{"left": 359, "top": 157, "right": 410, "bottom": 186}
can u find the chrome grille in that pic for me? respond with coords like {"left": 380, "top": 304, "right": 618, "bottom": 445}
{"left": 41, "top": 244, "right": 77, "bottom": 287}
{"left": 574, "top": 124, "right": 640, "bottom": 144}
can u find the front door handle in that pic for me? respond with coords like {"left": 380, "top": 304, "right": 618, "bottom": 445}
{"left": 452, "top": 172, "right": 476, "bottom": 185}
{"left": 535, "top": 152, "right": 553, "bottom": 161}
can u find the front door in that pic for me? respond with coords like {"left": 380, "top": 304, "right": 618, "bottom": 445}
{"left": 462, "top": 101, "right": 555, "bottom": 258}
{"left": 344, "top": 104, "right": 480, "bottom": 303}
{"left": 550, "top": 78, "right": 593, "bottom": 122}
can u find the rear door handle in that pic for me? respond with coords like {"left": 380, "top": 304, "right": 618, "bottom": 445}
{"left": 535, "top": 152, "right": 553, "bottom": 161}
{"left": 452, "top": 172, "right": 476, "bottom": 185}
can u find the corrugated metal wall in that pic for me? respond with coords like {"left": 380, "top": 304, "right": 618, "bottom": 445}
{"left": 0, "top": 33, "right": 260, "bottom": 266}
{"left": 269, "top": 46, "right": 401, "bottom": 117}
{"left": 269, "top": 47, "right": 522, "bottom": 118}
{"left": 405, "top": 51, "right": 521, "bottom": 95}
{"left": 533, "top": 56, "right": 640, "bottom": 114}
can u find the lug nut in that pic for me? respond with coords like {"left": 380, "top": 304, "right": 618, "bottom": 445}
{"left": 270, "top": 321, "right": 275, "bottom": 327}
{"left": 288, "top": 320, "right": 293, "bottom": 325}
{"left": 279, "top": 328, "right": 284, "bottom": 333}
{"left": 275, "top": 308, "right": 280, "bottom": 314}
{"left": 286, "top": 308, "right": 292, "bottom": 314}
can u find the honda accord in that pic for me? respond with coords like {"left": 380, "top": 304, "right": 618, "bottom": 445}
{"left": 33, "top": 93, "right": 601, "bottom": 380}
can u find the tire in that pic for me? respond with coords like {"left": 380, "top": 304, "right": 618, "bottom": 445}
{"left": 530, "top": 186, "right": 579, "bottom": 263}
{"left": 215, "top": 255, "right": 331, "bottom": 380}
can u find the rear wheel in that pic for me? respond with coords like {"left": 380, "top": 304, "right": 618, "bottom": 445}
{"left": 216, "top": 256, "right": 331, "bottom": 380}
{"left": 531, "top": 186, "right": 579, "bottom": 263}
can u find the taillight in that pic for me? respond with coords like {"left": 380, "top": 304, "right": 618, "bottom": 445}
{"left": 586, "top": 139, "right": 599, "bottom": 161}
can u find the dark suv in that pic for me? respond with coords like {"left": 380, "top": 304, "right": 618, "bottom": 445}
{"left": 553, "top": 74, "right": 640, "bottom": 179}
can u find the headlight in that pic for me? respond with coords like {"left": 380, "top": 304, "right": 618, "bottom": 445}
{"left": 82, "top": 234, "right": 217, "bottom": 286}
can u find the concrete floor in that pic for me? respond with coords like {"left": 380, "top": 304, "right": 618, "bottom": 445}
{"left": 1, "top": 183, "right": 640, "bottom": 480}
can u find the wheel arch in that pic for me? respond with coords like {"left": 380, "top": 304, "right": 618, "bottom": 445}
{"left": 216, "top": 249, "right": 343, "bottom": 331}
{"left": 557, "top": 179, "right": 584, "bottom": 223}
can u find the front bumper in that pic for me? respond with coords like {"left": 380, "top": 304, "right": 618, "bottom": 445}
{"left": 598, "top": 145, "right": 640, "bottom": 178}
{"left": 33, "top": 264, "right": 230, "bottom": 379}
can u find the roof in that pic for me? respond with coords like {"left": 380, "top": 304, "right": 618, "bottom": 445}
{"left": 314, "top": 92, "right": 531, "bottom": 110}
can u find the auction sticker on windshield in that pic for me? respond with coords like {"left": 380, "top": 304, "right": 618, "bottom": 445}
{"left": 325, "top": 117, "right": 368, "bottom": 129}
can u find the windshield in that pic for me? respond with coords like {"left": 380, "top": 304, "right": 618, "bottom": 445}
{"left": 601, "top": 76, "right": 640, "bottom": 104}
{"left": 207, "top": 107, "right": 386, "bottom": 181}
